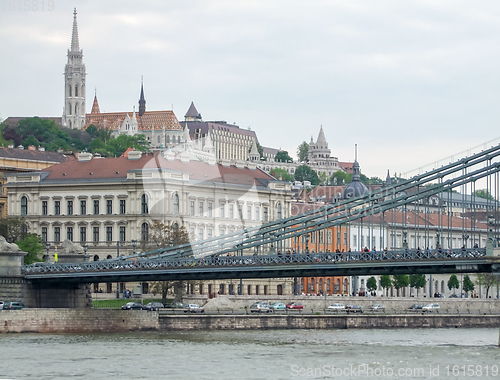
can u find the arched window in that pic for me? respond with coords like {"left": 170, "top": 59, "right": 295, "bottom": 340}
{"left": 277, "top": 202, "right": 282, "bottom": 220}
{"left": 75, "top": 85, "right": 78, "bottom": 97}
{"left": 141, "top": 194, "right": 149, "bottom": 214}
{"left": 106, "top": 255, "right": 112, "bottom": 259}
{"left": 93, "top": 255, "right": 99, "bottom": 261}
{"left": 172, "top": 222, "right": 179, "bottom": 233}
{"left": 166, "top": 135, "right": 170, "bottom": 143}
{"left": 20, "top": 196, "right": 27, "bottom": 216}
{"left": 69, "top": 86, "right": 72, "bottom": 97}
{"left": 177, "top": 136, "right": 181, "bottom": 143}
{"left": 68, "top": 103, "right": 72, "bottom": 115}
{"left": 173, "top": 194, "right": 179, "bottom": 215}
{"left": 75, "top": 104, "right": 78, "bottom": 115}
{"left": 141, "top": 222, "right": 149, "bottom": 241}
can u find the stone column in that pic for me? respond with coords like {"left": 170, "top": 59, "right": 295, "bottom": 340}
{"left": 0, "top": 237, "right": 28, "bottom": 302}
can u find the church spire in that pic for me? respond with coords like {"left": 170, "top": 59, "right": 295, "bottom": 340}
{"left": 138, "top": 76, "right": 146, "bottom": 117}
{"left": 91, "top": 91, "right": 100, "bottom": 114}
{"left": 71, "top": 8, "right": 80, "bottom": 52}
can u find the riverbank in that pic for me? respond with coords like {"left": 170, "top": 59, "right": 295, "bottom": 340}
{"left": 1, "top": 309, "right": 499, "bottom": 333}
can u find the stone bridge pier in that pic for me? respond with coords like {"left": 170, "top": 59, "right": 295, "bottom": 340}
{"left": 0, "top": 238, "right": 91, "bottom": 308}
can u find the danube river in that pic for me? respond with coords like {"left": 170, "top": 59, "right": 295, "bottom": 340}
{"left": 0, "top": 328, "right": 498, "bottom": 379}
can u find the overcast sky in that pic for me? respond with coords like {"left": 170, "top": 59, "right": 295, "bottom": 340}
{"left": 1, "top": 0, "right": 500, "bottom": 179}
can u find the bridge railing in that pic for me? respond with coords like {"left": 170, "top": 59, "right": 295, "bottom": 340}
{"left": 22, "top": 248, "right": 486, "bottom": 275}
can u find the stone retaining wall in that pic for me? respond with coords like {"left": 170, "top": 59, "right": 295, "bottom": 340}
{"left": 0, "top": 309, "right": 499, "bottom": 333}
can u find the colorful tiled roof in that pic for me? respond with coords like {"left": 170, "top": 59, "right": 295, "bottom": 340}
{"left": 85, "top": 110, "right": 183, "bottom": 131}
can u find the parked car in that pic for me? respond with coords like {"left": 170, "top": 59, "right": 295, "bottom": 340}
{"left": 408, "top": 304, "right": 423, "bottom": 310}
{"left": 345, "top": 304, "right": 363, "bottom": 313}
{"left": 286, "top": 302, "right": 304, "bottom": 310}
{"left": 250, "top": 302, "right": 271, "bottom": 313}
{"left": 121, "top": 302, "right": 144, "bottom": 310}
{"left": 370, "top": 304, "right": 385, "bottom": 312}
{"left": 3, "top": 302, "right": 27, "bottom": 310}
{"left": 143, "top": 302, "right": 164, "bottom": 311}
{"left": 327, "top": 303, "right": 345, "bottom": 311}
{"left": 269, "top": 302, "right": 286, "bottom": 310}
{"left": 0, "top": 301, "right": 4, "bottom": 310}
{"left": 449, "top": 294, "right": 465, "bottom": 298}
{"left": 185, "top": 304, "right": 204, "bottom": 313}
{"left": 165, "top": 302, "right": 188, "bottom": 309}
{"left": 422, "top": 303, "right": 440, "bottom": 312}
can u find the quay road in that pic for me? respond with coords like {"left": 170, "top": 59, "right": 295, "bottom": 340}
{"left": 23, "top": 247, "right": 499, "bottom": 284}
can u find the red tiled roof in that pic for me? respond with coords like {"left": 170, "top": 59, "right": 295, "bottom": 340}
{"left": 85, "top": 110, "right": 183, "bottom": 131}
{"left": 41, "top": 154, "right": 274, "bottom": 187}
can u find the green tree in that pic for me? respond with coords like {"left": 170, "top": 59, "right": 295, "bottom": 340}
{"left": 330, "top": 170, "right": 350, "bottom": 185}
{"left": 476, "top": 273, "right": 500, "bottom": 298}
{"left": 392, "top": 275, "right": 410, "bottom": 296}
{"left": 85, "top": 125, "right": 100, "bottom": 139}
{"left": 274, "top": 150, "right": 293, "bottom": 163}
{"left": 463, "top": 275, "right": 475, "bottom": 296}
{"left": 447, "top": 274, "right": 459, "bottom": 293}
{"left": 366, "top": 277, "right": 378, "bottom": 293}
{"left": 474, "top": 189, "right": 495, "bottom": 201}
{"left": 368, "top": 176, "right": 384, "bottom": 185}
{"left": 17, "top": 233, "right": 44, "bottom": 265}
{"left": 297, "top": 141, "right": 308, "bottom": 162}
{"left": 0, "top": 217, "right": 29, "bottom": 243}
{"left": 410, "top": 274, "right": 426, "bottom": 297}
{"left": 22, "top": 135, "right": 40, "bottom": 148}
{"left": 294, "top": 165, "right": 319, "bottom": 186}
{"left": 147, "top": 221, "right": 191, "bottom": 303}
{"left": 380, "top": 275, "right": 392, "bottom": 296}
{"left": 270, "top": 168, "right": 294, "bottom": 182}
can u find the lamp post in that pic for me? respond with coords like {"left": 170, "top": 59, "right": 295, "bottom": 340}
{"left": 402, "top": 227, "right": 408, "bottom": 249}
{"left": 83, "top": 244, "right": 88, "bottom": 262}
{"left": 305, "top": 233, "right": 310, "bottom": 253}
{"left": 116, "top": 240, "right": 120, "bottom": 299}
{"left": 132, "top": 239, "right": 137, "bottom": 255}
{"left": 45, "top": 242, "right": 50, "bottom": 263}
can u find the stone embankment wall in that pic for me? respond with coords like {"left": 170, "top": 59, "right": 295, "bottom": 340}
{"left": 201, "top": 295, "right": 500, "bottom": 314}
{"left": 0, "top": 309, "right": 158, "bottom": 333}
{"left": 0, "top": 309, "right": 499, "bottom": 333}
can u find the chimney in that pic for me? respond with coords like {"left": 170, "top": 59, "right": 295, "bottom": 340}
{"left": 78, "top": 152, "right": 93, "bottom": 162}
{"left": 128, "top": 151, "right": 143, "bottom": 160}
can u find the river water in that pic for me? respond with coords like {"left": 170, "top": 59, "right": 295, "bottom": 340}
{"left": 0, "top": 328, "right": 498, "bottom": 379}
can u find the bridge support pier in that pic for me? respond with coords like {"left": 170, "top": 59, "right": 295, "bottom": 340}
{"left": 28, "top": 281, "right": 92, "bottom": 308}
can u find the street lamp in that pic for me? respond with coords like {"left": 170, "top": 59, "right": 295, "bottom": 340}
{"left": 132, "top": 239, "right": 137, "bottom": 255}
{"left": 305, "top": 233, "right": 310, "bottom": 253}
{"left": 116, "top": 240, "right": 120, "bottom": 299}
{"left": 82, "top": 244, "right": 88, "bottom": 262}
{"left": 45, "top": 242, "right": 50, "bottom": 263}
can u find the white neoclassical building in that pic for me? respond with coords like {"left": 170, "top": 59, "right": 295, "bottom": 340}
{"left": 6, "top": 150, "right": 293, "bottom": 295}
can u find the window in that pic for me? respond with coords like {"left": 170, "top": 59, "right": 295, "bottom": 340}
{"left": 93, "top": 200, "right": 99, "bottom": 215}
{"left": 277, "top": 203, "right": 282, "bottom": 219}
{"left": 93, "top": 227, "right": 99, "bottom": 242}
{"left": 80, "top": 227, "right": 86, "bottom": 242}
{"left": 238, "top": 204, "right": 243, "bottom": 219}
{"left": 80, "top": 200, "right": 86, "bottom": 215}
{"left": 54, "top": 200, "right": 60, "bottom": 215}
{"left": 198, "top": 228, "right": 203, "bottom": 241}
{"left": 263, "top": 207, "right": 268, "bottom": 222}
{"left": 208, "top": 229, "right": 213, "bottom": 239}
{"left": 353, "top": 235, "right": 357, "bottom": 247}
{"left": 255, "top": 205, "right": 260, "bottom": 221}
{"left": 41, "top": 227, "right": 47, "bottom": 242}
{"left": 190, "top": 201, "right": 195, "bottom": 216}
{"left": 173, "top": 194, "right": 179, "bottom": 215}
{"left": 208, "top": 202, "right": 213, "bottom": 217}
{"left": 67, "top": 227, "right": 73, "bottom": 241}
{"left": 141, "top": 194, "right": 149, "bottom": 214}
{"left": 199, "top": 201, "right": 204, "bottom": 216}
{"left": 247, "top": 205, "right": 252, "bottom": 220}
{"left": 120, "top": 199, "right": 126, "bottom": 214}
{"left": 54, "top": 226, "right": 61, "bottom": 243}
{"left": 220, "top": 203, "right": 225, "bottom": 218}
{"left": 229, "top": 204, "right": 234, "bottom": 219}
{"left": 141, "top": 223, "right": 149, "bottom": 241}
{"left": 327, "top": 230, "right": 332, "bottom": 244}
{"left": 67, "top": 200, "right": 73, "bottom": 215}
{"left": 119, "top": 226, "right": 126, "bottom": 242}
{"left": 42, "top": 201, "right": 47, "bottom": 215}
{"left": 106, "top": 226, "right": 112, "bottom": 242}
{"left": 106, "top": 200, "right": 112, "bottom": 214}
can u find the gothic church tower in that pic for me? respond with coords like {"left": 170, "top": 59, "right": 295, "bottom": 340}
{"left": 62, "top": 8, "right": 86, "bottom": 129}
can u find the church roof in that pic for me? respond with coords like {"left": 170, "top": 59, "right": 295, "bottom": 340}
{"left": 85, "top": 110, "right": 183, "bottom": 131}
{"left": 185, "top": 102, "right": 201, "bottom": 119}
{"left": 90, "top": 95, "right": 100, "bottom": 114}
{"left": 70, "top": 8, "right": 81, "bottom": 52}
{"left": 315, "top": 126, "right": 328, "bottom": 147}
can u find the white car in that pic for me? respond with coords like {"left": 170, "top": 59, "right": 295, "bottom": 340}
{"left": 327, "top": 303, "right": 345, "bottom": 310}
{"left": 422, "top": 303, "right": 440, "bottom": 312}
{"left": 185, "top": 304, "right": 204, "bottom": 313}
